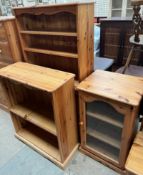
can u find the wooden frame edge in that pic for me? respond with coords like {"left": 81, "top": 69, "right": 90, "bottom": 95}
{"left": 79, "top": 146, "right": 126, "bottom": 175}
{"left": 15, "top": 133, "right": 78, "bottom": 169}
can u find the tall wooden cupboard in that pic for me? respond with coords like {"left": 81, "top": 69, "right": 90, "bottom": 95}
{"left": 0, "top": 16, "right": 22, "bottom": 110}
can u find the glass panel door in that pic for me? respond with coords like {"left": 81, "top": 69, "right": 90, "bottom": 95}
{"left": 86, "top": 101, "right": 124, "bottom": 162}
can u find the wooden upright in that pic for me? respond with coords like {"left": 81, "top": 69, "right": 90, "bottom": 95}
{"left": 13, "top": 2, "right": 94, "bottom": 82}
{"left": 0, "top": 62, "right": 78, "bottom": 169}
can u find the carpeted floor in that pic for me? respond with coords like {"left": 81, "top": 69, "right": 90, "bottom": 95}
{"left": 0, "top": 109, "right": 119, "bottom": 175}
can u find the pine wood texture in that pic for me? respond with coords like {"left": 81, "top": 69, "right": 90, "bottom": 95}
{"left": 13, "top": 2, "right": 94, "bottom": 81}
{"left": 0, "top": 16, "right": 22, "bottom": 110}
{"left": 126, "top": 131, "right": 143, "bottom": 175}
{"left": 0, "top": 62, "right": 78, "bottom": 169}
{"left": 0, "top": 16, "right": 22, "bottom": 65}
{"left": 77, "top": 71, "right": 142, "bottom": 172}
{"left": 20, "top": 30, "right": 77, "bottom": 37}
{"left": 0, "top": 62, "right": 75, "bottom": 92}
{"left": 77, "top": 70, "right": 143, "bottom": 106}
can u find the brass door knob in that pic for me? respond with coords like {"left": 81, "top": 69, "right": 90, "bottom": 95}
{"left": 79, "top": 122, "right": 83, "bottom": 126}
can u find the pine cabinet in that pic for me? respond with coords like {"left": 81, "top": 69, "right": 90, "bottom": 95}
{"left": 77, "top": 70, "right": 143, "bottom": 173}
{"left": 0, "top": 62, "right": 78, "bottom": 169}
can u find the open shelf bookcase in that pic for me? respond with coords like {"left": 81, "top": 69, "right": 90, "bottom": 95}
{"left": 13, "top": 2, "right": 94, "bottom": 82}
{"left": 77, "top": 70, "right": 143, "bottom": 173}
{"left": 0, "top": 62, "right": 78, "bottom": 168}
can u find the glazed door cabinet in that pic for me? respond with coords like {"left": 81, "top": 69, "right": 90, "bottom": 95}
{"left": 77, "top": 70, "right": 143, "bottom": 173}
{"left": 79, "top": 93, "right": 138, "bottom": 173}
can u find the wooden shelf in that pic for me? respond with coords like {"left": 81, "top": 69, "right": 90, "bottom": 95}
{"left": 87, "top": 135, "right": 119, "bottom": 162}
{"left": 87, "top": 128, "right": 120, "bottom": 149}
{"left": 10, "top": 104, "right": 57, "bottom": 136}
{"left": 16, "top": 127, "right": 61, "bottom": 161}
{"left": 20, "top": 30, "right": 77, "bottom": 37}
{"left": 24, "top": 47, "right": 78, "bottom": 59}
{"left": 87, "top": 111, "right": 123, "bottom": 128}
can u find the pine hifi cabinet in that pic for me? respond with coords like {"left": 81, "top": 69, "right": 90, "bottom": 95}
{"left": 0, "top": 16, "right": 22, "bottom": 110}
{"left": 0, "top": 62, "right": 78, "bottom": 168}
{"left": 13, "top": 2, "right": 94, "bottom": 82}
{"left": 77, "top": 70, "right": 143, "bottom": 173}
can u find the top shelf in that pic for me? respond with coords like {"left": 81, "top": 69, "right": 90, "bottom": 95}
{"left": 0, "top": 62, "right": 75, "bottom": 93}
{"left": 20, "top": 30, "right": 77, "bottom": 37}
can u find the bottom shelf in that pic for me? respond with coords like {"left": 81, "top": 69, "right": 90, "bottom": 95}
{"left": 86, "top": 135, "right": 120, "bottom": 163}
{"left": 16, "top": 122, "right": 61, "bottom": 162}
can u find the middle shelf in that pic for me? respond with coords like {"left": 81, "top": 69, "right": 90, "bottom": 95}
{"left": 87, "top": 128, "right": 120, "bottom": 149}
{"left": 24, "top": 47, "right": 78, "bottom": 59}
{"left": 10, "top": 103, "right": 57, "bottom": 136}
{"left": 20, "top": 30, "right": 77, "bottom": 37}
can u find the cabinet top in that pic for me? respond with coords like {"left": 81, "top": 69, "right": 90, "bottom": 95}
{"left": 0, "top": 16, "right": 15, "bottom": 22}
{"left": 0, "top": 62, "right": 75, "bottom": 93}
{"left": 77, "top": 70, "right": 143, "bottom": 106}
{"left": 13, "top": 1, "right": 94, "bottom": 10}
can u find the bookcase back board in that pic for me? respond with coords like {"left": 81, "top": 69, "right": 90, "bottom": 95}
{"left": 13, "top": 2, "right": 94, "bottom": 82}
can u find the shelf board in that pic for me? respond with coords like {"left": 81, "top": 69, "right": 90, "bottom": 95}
{"left": 87, "top": 136, "right": 119, "bottom": 162}
{"left": 10, "top": 104, "right": 57, "bottom": 136}
{"left": 24, "top": 47, "right": 78, "bottom": 59}
{"left": 16, "top": 127, "right": 61, "bottom": 161}
{"left": 87, "top": 111, "right": 123, "bottom": 128}
{"left": 87, "top": 128, "right": 120, "bottom": 149}
{"left": 20, "top": 30, "right": 77, "bottom": 37}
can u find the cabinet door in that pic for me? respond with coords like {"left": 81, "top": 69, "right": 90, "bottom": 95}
{"left": 79, "top": 94, "right": 133, "bottom": 168}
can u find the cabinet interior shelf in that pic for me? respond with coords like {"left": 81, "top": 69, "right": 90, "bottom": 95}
{"left": 16, "top": 126, "right": 60, "bottom": 161}
{"left": 10, "top": 104, "right": 57, "bottom": 136}
{"left": 87, "top": 136, "right": 119, "bottom": 162}
{"left": 24, "top": 47, "right": 78, "bottom": 59}
{"left": 20, "top": 30, "right": 77, "bottom": 37}
{"left": 87, "top": 111, "right": 123, "bottom": 128}
{"left": 87, "top": 128, "right": 120, "bottom": 149}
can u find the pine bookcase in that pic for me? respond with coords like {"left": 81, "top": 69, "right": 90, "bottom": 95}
{"left": 0, "top": 62, "right": 78, "bottom": 169}
{"left": 13, "top": 2, "right": 94, "bottom": 82}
